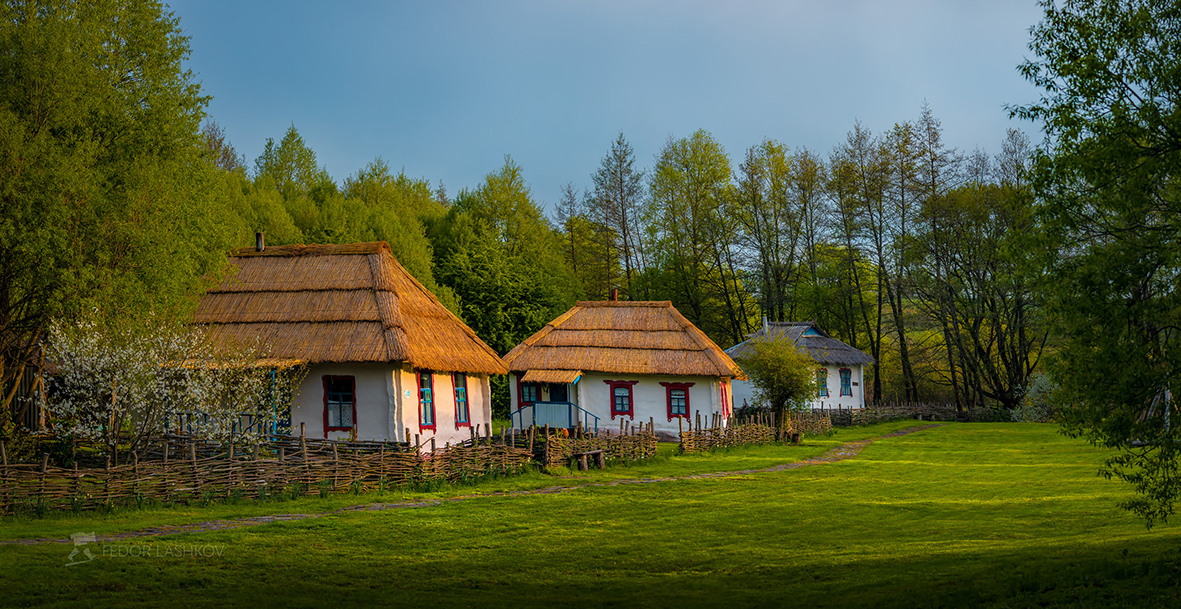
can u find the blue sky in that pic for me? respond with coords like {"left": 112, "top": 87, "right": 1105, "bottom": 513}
{"left": 171, "top": 0, "right": 1046, "bottom": 211}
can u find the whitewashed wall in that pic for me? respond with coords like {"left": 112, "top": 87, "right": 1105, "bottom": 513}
{"left": 291, "top": 363, "right": 393, "bottom": 441}
{"left": 510, "top": 372, "right": 733, "bottom": 436}
{"left": 731, "top": 363, "right": 866, "bottom": 411}
{"left": 289, "top": 363, "right": 491, "bottom": 448}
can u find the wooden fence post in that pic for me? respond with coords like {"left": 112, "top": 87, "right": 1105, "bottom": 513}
{"left": 0, "top": 439, "right": 7, "bottom": 513}
{"left": 38, "top": 452, "right": 48, "bottom": 507}
{"left": 105, "top": 455, "right": 112, "bottom": 506}
{"left": 189, "top": 442, "right": 198, "bottom": 501}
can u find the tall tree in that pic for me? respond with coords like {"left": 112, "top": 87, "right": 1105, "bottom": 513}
{"left": 649, "top": 130, "right": 751, "bottom": 345}
{"left": 0, "top": 0, "right": 237, "bottom": 418}
{"left": 589, "top": 133, "right": 647, "bottom": 299}
{"left": 1016, "top": 0, "right": 1181, "bottom": 526}
{"left": 429, "top": 158, "right": 579, "bottom": 415}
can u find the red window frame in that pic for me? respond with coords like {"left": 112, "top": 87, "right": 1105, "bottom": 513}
{"left": 322, "top": 375, "right": 356, "bottom": 438}
{"left": 604, "top": 380, "right": 639, "bottom": 419}
{"left": 660, "top": 382, "right": 695, "bottom": 421}
{"left": 453, "top": 372, "right": 470, "bottom": 429}
{"left": 417, "top": 370, "right": 436, "bottom": 432}
{"left": 839, "top": 368, "right": 852, "bottom": 397}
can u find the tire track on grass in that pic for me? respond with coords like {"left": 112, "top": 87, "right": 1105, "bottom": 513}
{"left": 0, "top": 424, "right": 943, "bottom": 546}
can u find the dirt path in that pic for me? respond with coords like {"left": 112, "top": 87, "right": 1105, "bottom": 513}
{"left": 0, "top": 424, "right": 942, "bottom": 546}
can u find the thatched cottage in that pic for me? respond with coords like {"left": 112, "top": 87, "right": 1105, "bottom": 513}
{"left": 194, "top": 240, "right": 507, "bottom": 446}
{"left": 725, "top": 321, "right": 875, "bottom": 411}
{"left": 503, "top": 299, "right": 746, "bottom": 437}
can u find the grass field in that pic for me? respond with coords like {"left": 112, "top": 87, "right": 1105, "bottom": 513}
{"left": 1, "top": 421, "right": 1179, "bottom": 608}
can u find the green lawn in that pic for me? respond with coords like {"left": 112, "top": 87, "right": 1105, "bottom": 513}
{"left": 1, "top": 422, "right": 1178, "bottom": 608}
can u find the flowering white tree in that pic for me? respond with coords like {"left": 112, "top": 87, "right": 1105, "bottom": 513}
{"left": 40, "top": 316, "right": 304, "bottom": 461}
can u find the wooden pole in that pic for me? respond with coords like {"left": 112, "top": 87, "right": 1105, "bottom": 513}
{"left": 38, "top": 452, "right": 48, "bottom": 505}
{"left": 332, "top": 442, "right": 339, "bottom": 490}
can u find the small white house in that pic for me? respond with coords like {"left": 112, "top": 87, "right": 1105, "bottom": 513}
{"left": 194, "top": 240, "right": 508, "bottom": 448}
{"left": 726, "top": 321, "right": 875, "bottom": 411}
{"left": 502, "top": 300, "right": 747, "bottom": 439}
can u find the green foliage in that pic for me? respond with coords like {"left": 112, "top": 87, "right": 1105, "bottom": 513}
{"left": 1016, "top": 0, "right": 1181, "bottom": 526}
{"left": 428, "top": 158, "right": 579, "bottom": 415}
{"left": 0, "top": 0, "right": 241, "bottom": 415}
{"left": 734, "top": 333, "right": 817, "bottom": 415}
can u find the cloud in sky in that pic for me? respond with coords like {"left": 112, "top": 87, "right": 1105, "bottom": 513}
{"left": 173, "top": 0, "right": 1045, "bottom": 210}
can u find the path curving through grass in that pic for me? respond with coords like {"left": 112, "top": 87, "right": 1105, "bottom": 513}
{"left": 0, "top": 424, "right": 941, "bottom": 546}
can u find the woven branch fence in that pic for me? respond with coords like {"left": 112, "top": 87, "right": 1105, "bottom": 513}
{"left": 818, "top": 403, "right": 1009, "bottom": 426}
{"left": 0, "top": 430, "right": 534, "bottom": 515}
{"left": 539, "top": 423, "right": 657, "bottom": 467}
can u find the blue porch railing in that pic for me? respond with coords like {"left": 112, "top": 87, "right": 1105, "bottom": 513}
{"left": 511, "top": 401, "right": 600, "bottom": 434}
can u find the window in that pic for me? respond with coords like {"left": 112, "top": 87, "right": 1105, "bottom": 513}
{"left": 548, "top": 383, "right": 568, "bottom": 403}
{"left": 417, "top": 370, "right": 435, "bottom": 431}
{"left": 660, "top": 382, "right": 695, "bottom": 421}
{"left": 521, "top": 382, "right": 540, "bottom": 404}
{"left": 817, "top": 368, "right": 829, "bottom": 398}
{"left": 840, "top": 368, "right": 852, "bottom": 397}
{"left": 453, "top": 372, "right": 470, "bottom": 428}
{"left": 323, "top": 376, "right": 355, "bottom": 436}
{"left": 604, "top": 380, "right": 639, "bottom": 419}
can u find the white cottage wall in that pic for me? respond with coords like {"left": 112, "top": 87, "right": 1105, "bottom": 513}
{"left": 813, "top": 364, "right": 866, "bottom": 410}
{"left": 289, "top": 365, "right": 492, "bottom": 448}
{"left": 291, "top": 363, "right": 393, "bottom": 441}
{"left": 393, "top": 370, "right": 492, "bottom": 449}
{"left": 569, "top": 372, "right": 730, "bottom": 437}
{"left": 729, "top": 364, "right": 867, "bottom": 411}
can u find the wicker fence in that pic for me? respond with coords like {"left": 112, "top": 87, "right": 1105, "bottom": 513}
{"left": 0, "top": 431, "right": 533, "bottom": 515}
{"left": 537, "top": 422, "right": 658, "bottom": 467}
{"left": 817, "top": 403, "right": 1009, "bottom": 426}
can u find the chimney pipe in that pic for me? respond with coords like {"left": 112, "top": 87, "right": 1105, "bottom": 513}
{"left": 255, "top": 232, "right": 265, "bottom": 252}
{"left": 763, "top": 316, "right": 769, "bottom": 334}
{"left": 609, "top": 288, "right": 618, "bottom": 302}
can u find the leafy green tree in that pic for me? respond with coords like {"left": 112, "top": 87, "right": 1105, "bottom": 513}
{"left": 734, "top": 332, "right": 817, "bottom": 427}
{"left": 1015, "top": 0, "right": 1181, "bottom": 525}
{"left": 0, "top": 0, "right": 237, "bottom": 419}
{"left": 589, "top": 133, "right": 648, "bottom": 298}
{"left": 554, "top": 182, "right": 614, "bottom": 300}
{"left": 649, "top": 130, "right": 755, "bottom": 345}
{"left": 429, "top": 158, "right": 579, "bottom": 415}
{"left": 341, "top": 159, "right": 458, "bottom": 312}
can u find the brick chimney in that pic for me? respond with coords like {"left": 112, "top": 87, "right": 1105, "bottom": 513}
{"left": 609, "top": 288, "right": 618, "bottom": 302}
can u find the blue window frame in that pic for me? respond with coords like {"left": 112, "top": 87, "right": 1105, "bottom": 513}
{"left": 817, "top": 368, "right": 829, "bottom": 398}
{"left": 418, "top": 370, "right": 435, "bottom": 430}
{"left": 453, "top": 372, "right": 470, "bottom": 427}
{"left": 840, "top": 368, "right": 852, "bottom": 397}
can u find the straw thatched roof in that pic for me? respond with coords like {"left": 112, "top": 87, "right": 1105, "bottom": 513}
{"left": 194, "top": 242, "right": 507, "bottom": 375}
{"left": 725, "top": 321, "right": 875, "bottom": 367}
{"left": 503, "top": 301, "right": 746, "bottom": 380}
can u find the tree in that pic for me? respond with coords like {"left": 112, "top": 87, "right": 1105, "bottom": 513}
{"left": 1015, "top": 0, "right": 1181, "bottom": 526}
{"left": 649, "top": 130, "right": 753, "bottom": 345}
{"left": 42, "top": 315, "right": 304, "bottom": 462}
{"left": 0, "top": 0, "right": 237, "bottom": 421}
{"left": 589, "top": 133, "right": 647, "bottom": 298}
{"left": 429, "top": 157, "right": 579, "bottom": 416}
{"left": 734, "top": 332, "right": 817, "bottom": 428}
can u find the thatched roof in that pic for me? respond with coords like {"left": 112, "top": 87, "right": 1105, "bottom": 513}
{"left": 503, "top": 301, "right": 746, "bottom": 380}
{"left": 194, "top": 242, "right": 507, "bottom": 375}
{"left": 725, "top": 321, "right": 875, "bottom": 367}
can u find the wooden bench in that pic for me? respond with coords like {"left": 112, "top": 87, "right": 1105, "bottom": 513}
{"left": 572, "top": 449, "right": 606, "bottom": 471}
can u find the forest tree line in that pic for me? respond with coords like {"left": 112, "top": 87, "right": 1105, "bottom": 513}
{"left": 0, "top": 0, "right": 1044, "bottom": 425}
{"left": 197, "top": 103, "right": 1045, "bottom": 412}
